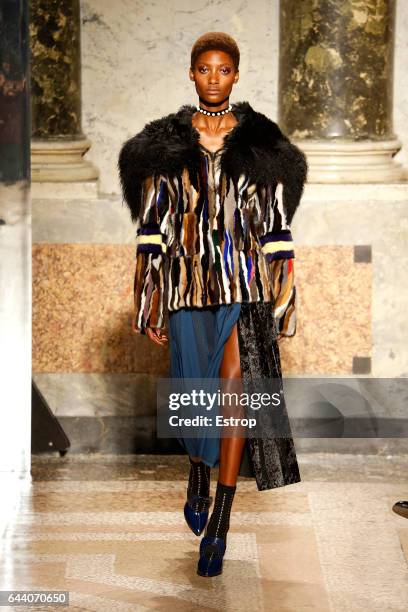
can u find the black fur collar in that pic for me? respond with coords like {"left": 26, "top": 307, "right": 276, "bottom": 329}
{"left": 118, "top": 100, "right": 308, "bottom": 224}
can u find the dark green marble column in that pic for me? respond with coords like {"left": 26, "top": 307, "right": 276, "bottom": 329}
{"left": 278, "top": 0, "right": 407, "bottom": 182}
{"left": 30, "top": 0, "right": 82, "bottom": 138}
{"left": 0, "top": 0, "right": 30, "bottom": 183}
{"left": 29, "top": 0, "right": 98, "bottom": 186}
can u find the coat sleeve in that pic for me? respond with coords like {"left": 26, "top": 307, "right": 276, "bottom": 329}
{"left": 132, "top": 174, "right": 170, "bottom": 335}
{"left": 258, "top": 182, "right": 297, "bottom": 338}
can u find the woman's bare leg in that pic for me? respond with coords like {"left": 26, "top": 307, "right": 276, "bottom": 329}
{"left": 218, "top": 322, "right": 246, "bottom": 486}
{"left": 201, "top": 321, "right": 245, "bottom": 554}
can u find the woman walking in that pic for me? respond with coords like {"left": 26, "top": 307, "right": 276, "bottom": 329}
{"left": 118, "top": 31, "right": 308, "bottom": 577}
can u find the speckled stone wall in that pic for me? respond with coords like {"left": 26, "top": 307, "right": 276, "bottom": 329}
{"left": 279, "top": 0, "right": 396, "bottom": 140}
{"left": 32, "top": 242, "right": 371, "bottom": 376}
{"left": 32, "top": 243, "right": 171, "bottom": 376}
{"left": 30, "top": 0, "right": 83, "bottom": 138}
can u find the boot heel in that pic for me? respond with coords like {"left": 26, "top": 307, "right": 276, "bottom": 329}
{"left": 197, "top": 534, "right": 226, "bottom": 577}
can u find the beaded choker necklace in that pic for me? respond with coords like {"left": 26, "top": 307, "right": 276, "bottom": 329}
{"left": 196, "top": 103, "right": 233, "bottom": 117}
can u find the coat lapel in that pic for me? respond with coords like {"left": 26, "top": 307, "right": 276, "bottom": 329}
{"left": 172, "top": 101, "right": 287, "bottom": 183}
{"left": 118, "top": 100, "right": 308, "bottom": 224}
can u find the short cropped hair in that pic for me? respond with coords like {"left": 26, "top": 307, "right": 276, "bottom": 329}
{"left": 190, "top": 32, "right": 240, "bottom": 71}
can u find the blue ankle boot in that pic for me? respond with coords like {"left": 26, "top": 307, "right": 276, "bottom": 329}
{"left": 197, "top": 534, "right": 226, "bottom": 577}
{"left": 184, "top": 493, "right": 213, "bottom": 536}
{"left": 196, "top": 481, "right": 236, "bottom": 576}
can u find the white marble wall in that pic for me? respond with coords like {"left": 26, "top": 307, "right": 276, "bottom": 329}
{"left": 80, "top": 0, "right": 408, "bottom": 195}
{"left": 80, "top": 0, "right": 280, "bottom": 195}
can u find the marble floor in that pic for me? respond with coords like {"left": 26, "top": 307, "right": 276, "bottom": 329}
{"left": 1, "top": 453, "right": 408, "bottom": 612}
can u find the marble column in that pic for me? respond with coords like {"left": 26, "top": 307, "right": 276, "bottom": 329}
{"left": 29, "top": 0, "right": 98, "bottom": 191}
{"left": 278, "top": 0, "right": 407, "bottom": 182}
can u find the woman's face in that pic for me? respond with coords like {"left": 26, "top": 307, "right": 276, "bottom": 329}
{"left": 189, "top": 49, "right": 239, "bottom": 105}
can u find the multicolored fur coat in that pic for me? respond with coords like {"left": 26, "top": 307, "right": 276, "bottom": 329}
{"left": 118, "top": 101, "right": 308, "bottom": 337}
{"left": 118, "top": 101, "right": 308, "bottom": 491}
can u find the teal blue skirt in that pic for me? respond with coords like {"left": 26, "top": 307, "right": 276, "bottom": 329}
{"left": 168, "top": 303, "right": 242, "bottom": 468}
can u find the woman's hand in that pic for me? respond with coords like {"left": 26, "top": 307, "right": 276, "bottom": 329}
{"left": 145, "top": 326, "right": 168, "bottom": 346}
{"left": 131, "top": 318, "right": 168, "bottom": 346}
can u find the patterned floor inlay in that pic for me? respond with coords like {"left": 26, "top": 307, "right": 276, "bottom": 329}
{"left": 1, "top": 453, "right": 407, "bottom": 611}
